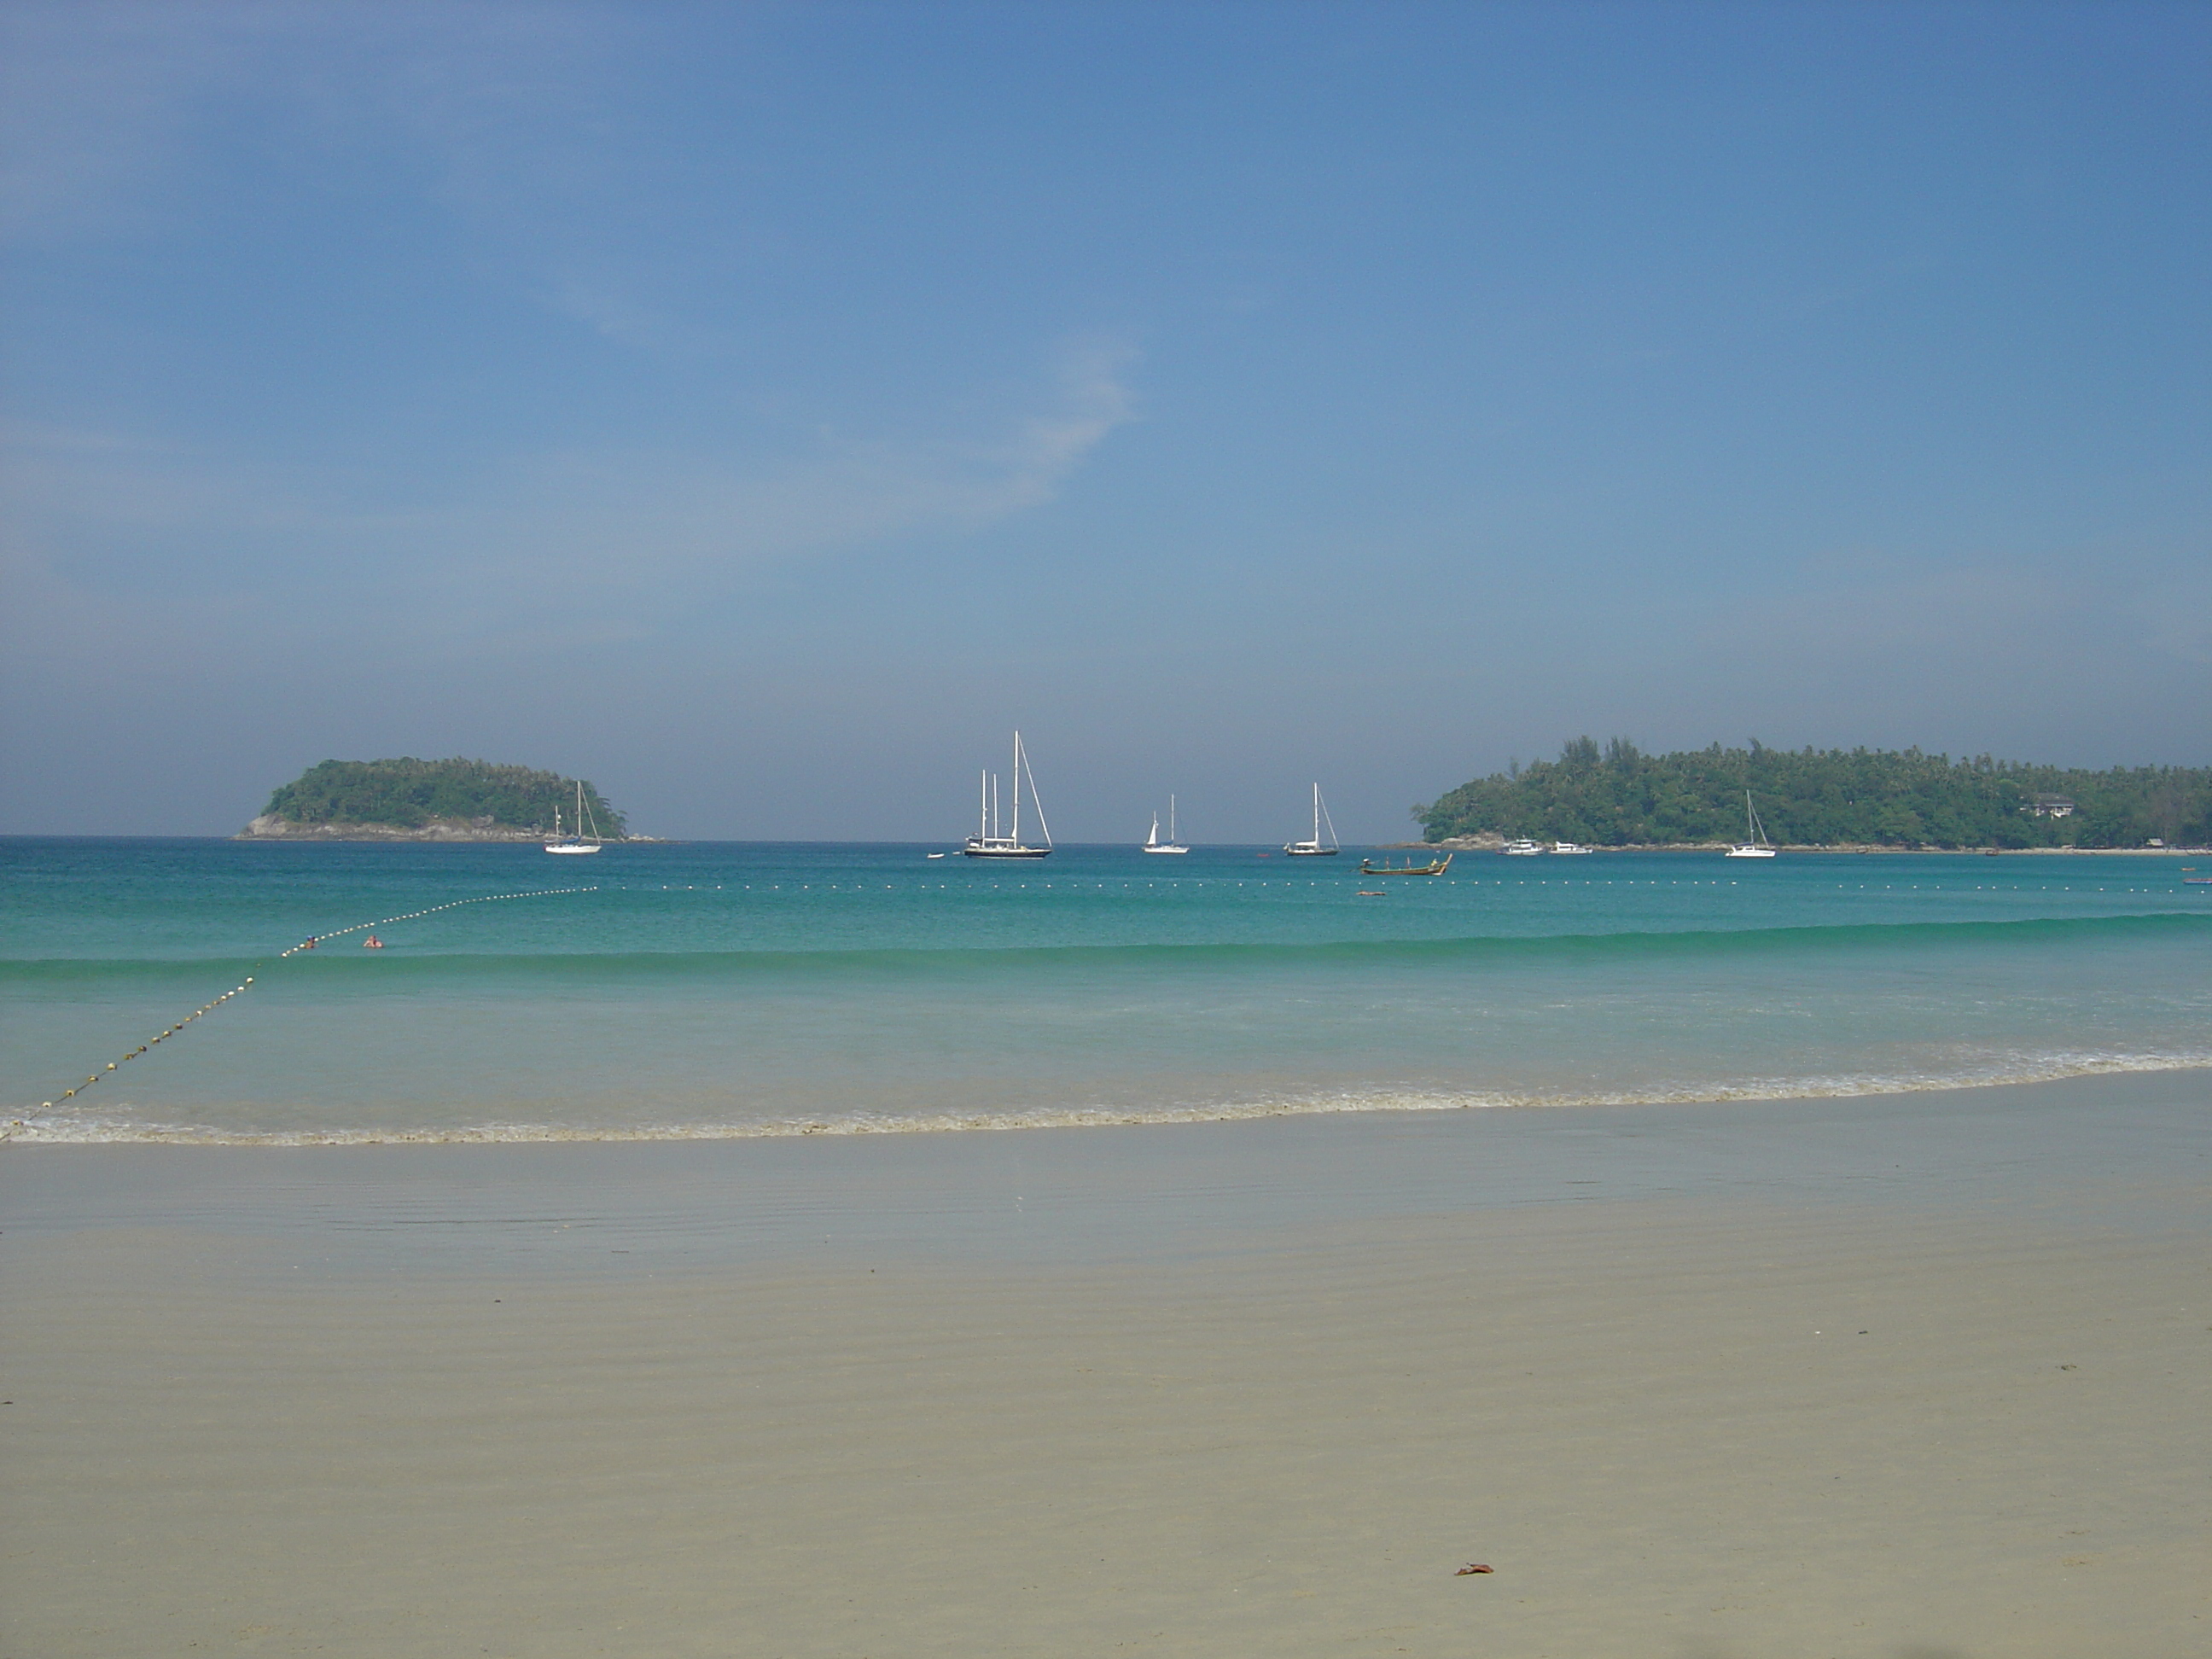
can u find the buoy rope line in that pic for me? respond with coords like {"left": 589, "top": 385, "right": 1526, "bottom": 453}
{"left": 19, "top": 886, "right": 597, "bottom": 1126}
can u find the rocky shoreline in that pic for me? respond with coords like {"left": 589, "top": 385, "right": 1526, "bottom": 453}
{"left": 235, "top": 815, "right": 600, "bottom": 843}
{"left": 1405, "top": 835, "right": 2206, "bottom": 855}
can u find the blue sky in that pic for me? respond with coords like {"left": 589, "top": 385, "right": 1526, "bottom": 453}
{"left": 3, "top": 1, "right": 2207, "bottom": 840}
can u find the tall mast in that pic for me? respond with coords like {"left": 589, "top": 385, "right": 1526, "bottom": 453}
{"left": 1313, "top": 783, "right": 1321, "bottom": 845}
{"left": 1023, "top": 736, "right": 1052, "bottom": 848}
{"left": 1170, "top": 794, "right": 1176, "bottom": 842}
{"left": 1010, "top": 731, "right": 1022, "bottom": 847}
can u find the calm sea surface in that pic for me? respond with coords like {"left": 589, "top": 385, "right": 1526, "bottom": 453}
{"left": 4, "top": 838, "right": 2207, "bottom": 1143}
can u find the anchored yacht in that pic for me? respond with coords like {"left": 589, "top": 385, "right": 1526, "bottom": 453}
{"left": 1726, "top": 791, "right": 1778, "bottom": 859}
{"left": 544, "top": 781, "right": 605, "bottom": 854}
{"left": 964, "top": 732, "right": 1053, "bottom": 859}
{"left": 1144, "top": 795, "right": 1190, "bottom": 854}
{"left": 1284, "top": 783, "right": 1340, "bottom": 856}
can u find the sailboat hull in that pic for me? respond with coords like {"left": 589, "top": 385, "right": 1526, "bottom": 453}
{"left": 544, "top": 779, "right": 608, "bottom": 853}
{"left": 966, "top": 733, "right": 1053, "bottom": 859}
{"left": 1725, "top": 792, "right": 1775, "bottom": 857}
{"left": 1284, "top": 784, "right": 1340, "bottom": 856}
{"left": 1141, "top": 799, "right": 1188, "bottom": 853}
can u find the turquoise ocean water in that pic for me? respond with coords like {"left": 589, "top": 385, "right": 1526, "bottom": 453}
{"left": 4, "top": 838, "right": 2208, "bottom": 1144}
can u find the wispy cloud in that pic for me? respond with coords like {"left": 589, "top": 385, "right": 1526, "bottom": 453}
{"left": 0, "top": 0, "right": 1138, "bottom": 664}
{"left": 412, "top": 336, "right": 1141, "bottom": 609}
{"left": 0, "top": 2, "right": 636, "bottom": 247}
{"left": 1, "top": 339, "right": 1139, "bottom": 651}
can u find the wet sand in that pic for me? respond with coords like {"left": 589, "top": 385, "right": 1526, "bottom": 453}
{"left": 3, "top": 1078, "right": 2208, "bottom": 1656}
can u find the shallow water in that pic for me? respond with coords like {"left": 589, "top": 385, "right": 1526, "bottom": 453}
{"left": 7, "top": 1072, "right": 2205, "bottom": 1280}
{"left": 4, "top": 838, "right": 2208, "bottom": 1141}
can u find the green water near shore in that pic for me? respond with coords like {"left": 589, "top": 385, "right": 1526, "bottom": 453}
{"left": 6, "top": 838, "right": 2208, "bottom": 1141}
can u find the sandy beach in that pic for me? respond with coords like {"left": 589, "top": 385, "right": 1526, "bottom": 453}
{"left": 3, "top": 1075, "right": 2206, "bottom": 1657}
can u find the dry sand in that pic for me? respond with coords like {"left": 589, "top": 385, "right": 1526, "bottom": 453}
{"left": 3, "top": 1097, "right": 2208, "bottom": 1657}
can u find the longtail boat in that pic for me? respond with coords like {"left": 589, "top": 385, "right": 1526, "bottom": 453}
{"left": 1357, "top": 852, "right": 1453, "bottom": 876}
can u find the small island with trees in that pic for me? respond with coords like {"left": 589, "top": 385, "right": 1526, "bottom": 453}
{"left": 237, "top": 758, "right": 628, "bottom": 842}
{"left": 1417, "top": 740, "right": 2211, "bottom": 851}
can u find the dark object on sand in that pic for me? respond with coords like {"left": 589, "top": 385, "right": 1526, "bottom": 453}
{"left": 1455, "top": 1563, "right": 1494, "bottom": 1575}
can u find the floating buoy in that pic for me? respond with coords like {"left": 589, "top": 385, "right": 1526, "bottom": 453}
{"left": 27, "top": 885, "right": 597, "bottom": 1124}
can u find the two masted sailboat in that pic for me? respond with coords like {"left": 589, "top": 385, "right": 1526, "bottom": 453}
{"left": 1143, "top": 795, "right": 1189, "bottom": 854}
{"left": 965, "top": 731, "right": 1053, "bottom": 859}
{"left": 544, "top": 779, "right": 606, "bottom": 854}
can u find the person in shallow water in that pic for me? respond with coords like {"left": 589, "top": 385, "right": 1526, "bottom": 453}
{"left": 362, "top": 935, "right": 383, "bottom": 949}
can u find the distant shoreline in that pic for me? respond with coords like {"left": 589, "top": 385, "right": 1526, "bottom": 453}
{"left": 1419, "top": 840, "right": 2212, "bottom": 856}
{"left": 216, "top": 824, "right": 2201, "bottom": 854}
{"left": 233, "top": 816, "right": 661, "bottom": 843}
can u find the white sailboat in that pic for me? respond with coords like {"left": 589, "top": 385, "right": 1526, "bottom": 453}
{"left": 1284, "top": 783, "right": 1340, "bottom": 856}
{"left": 1725, "top": 790, "right": 1777, "bottom": 859}
{"left": 544, "top": 780, "right": 605, "bottom": 854}
{"left": 964, "top": 732, "right": 1052, "bottom": 859}
{"left": 1143, "top": 795, "right": 1189, "bottom": 854}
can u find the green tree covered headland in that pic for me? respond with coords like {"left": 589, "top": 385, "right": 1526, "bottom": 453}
{"left": 1417, "top": 740, "right": 2211, "bottom": 849}
{"left": 261, "top": 758, "right": 626, "bottom": 836}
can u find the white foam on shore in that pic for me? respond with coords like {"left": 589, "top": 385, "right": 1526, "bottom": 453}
{"left": 5, "top": 1050, "right": 2208, "bottom": 1146}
